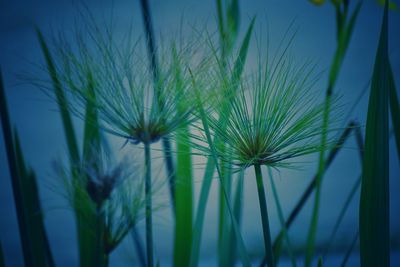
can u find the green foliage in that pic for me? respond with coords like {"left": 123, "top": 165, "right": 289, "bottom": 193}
{"left": 0, "top": 71, "right": 54, "bottom": 267}
{"left": 173, "top": 48, "right": 194, "bottom": 267}
{"left": 189, "top": 19, "right": 254, "bottom": 267}
{"left": 359, "top": 2, "right": 390, "bottom": 266}
{"left": 194, "top": 77, "right": 251, "bottom": 267}
{"left": 388, "top": 64, "right": 400, "bottom": 158}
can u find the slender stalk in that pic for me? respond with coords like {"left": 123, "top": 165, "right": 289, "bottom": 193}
{"left": 139, "top": 0, "right": 176, "bottom": 214}
{"left": 144, "top": 142, "right": 153, "bottom": 267}
{"left": 254, "top": 164, "right": 274, "bottom": 267}
{"left": 0, "top": 71, "right": 33, "bottom": 266}
{"left": 94, "top": 204, "right": 106, "bottom": 267}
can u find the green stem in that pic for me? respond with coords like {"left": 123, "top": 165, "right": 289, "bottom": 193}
{"left": 144, "top": 142, "right": 153, "bottom": 267}
{"left": 254, "top": 164, "right": 274, "bottom": 267}
{"left": 305, "top": 94, "right": 331, "bottom": 267}
{"left": 94, "top": 204, "right": 107, "bottom": 267}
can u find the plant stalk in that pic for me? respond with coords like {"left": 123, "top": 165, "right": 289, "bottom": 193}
{"left": 144, "top": 142, "right": 154, "bottom": 267}
{"left": 254, "top": 164, "right": 274, "bottom": 267}
{"left": 139, "top": 0, "right": 176, "bottom": 214}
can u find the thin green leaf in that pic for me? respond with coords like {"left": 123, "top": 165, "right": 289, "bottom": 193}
{"left": 305, "top": 4, "right": 361, "bottom": 265}
{"left": 0, "top": 242, "right": 4, "bottom": 267}
{"left": 36, "top": 29, "right": 80, "bottom": 165}
{"left": 388, "top": 63, "right": 400, "bottom": 158}
{"left": 226, "top": 170, "right": 244, "bottom": 267}
{"left": 82, "top": 70, "right": 101, "bottom": 162}
{"left": 0, "top": 70, "right": 33, "bottom": 266}
{"left": 359, "top": 2, "right": 390, "bottom": 266}
{"left": 189, "top": 19, "right": 254, "bottom": 267}
{"left": 14, "top": 132, "right": 55, "bottom": 267}
{"left": 193, "top": 71, "right": 251, "bottom": 267}
{"left": 173, "top": 49, "right": 193, "bottom": 267}
{"left": 340, "top": 232, "right": 359, "bottom": 267}
{"left": 267, "top": 168, "right": 297, "bottom": 267}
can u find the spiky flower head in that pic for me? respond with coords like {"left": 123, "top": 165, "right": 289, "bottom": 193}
{"left": 54, "top": 149, "right": 145, "bottom": 255}
{"left": 200, "top": 47, "right": 337, "bottom": 170}
{"left": 50, "top": 19, "right": 212, "bottom": 146}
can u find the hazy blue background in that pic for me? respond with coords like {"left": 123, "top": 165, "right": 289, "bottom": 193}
{"left": 1, "top": 0, "right": 400, "bottom": 266}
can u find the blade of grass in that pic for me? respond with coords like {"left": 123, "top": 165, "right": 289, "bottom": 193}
{"left": 254, "top": 164, "right": 274, "bottom": 267}
{"left": 267, "top": 168, "right": 297, "bottom": 267}
{"left": 340, "top": 231, "right": 359, "bottom": 267}
{"left": 227, "top": 170, "right": 244, "bottom": 267}
{"left": 193, "top": 70, "right": 251, "bottom": 267}
{"left": 173, "top": 49, "right": 193, "bottom": 267}
{"left": 189, "top": 19, "right": 254, "bottom": 267}
{"left": 0, "top": 70, "right": 33, "bottom": 266}
{"left": 37, "top": 29, "right": 97, "bottom": 267}
{"left": 131, "top": 227, "right": 147, "bottom": 267}
{"left": 36, "top": 29, "right": 80, "bottom": 165}
{"left": 0, "top": 242, "right": 4, "bottom": 267}
{"left": 139, "top": 0, "right": 177, "bottom": 214}
{"left": 323, "top": 176, "right": 361, "bottom": 259}
{"left": 388, "top": 63, "right": 400, "bottom": 158}
{"left": 305, "top": 3, "right": 361, "bottom": 265}
{"left": 359, "top": 2, "right": 390, "bottom": 266}
{"left": 82, "top": 70, "right": 100, "bottom": 162}
{"left": 268, "top": 122, "right": 356, "bottom": 265}
{"left": 14, "top": 132, "right": 55, "bottom": 267}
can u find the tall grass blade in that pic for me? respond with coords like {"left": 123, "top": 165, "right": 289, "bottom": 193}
{"left": 36, "top": 29, "right": 80, "bottom": 165}
{"left": 82, "top": 71, "right": 100, "bottom": 162}
{"left": 359, "top": 2, "right": 390, "bottom": 266}
{"left": 194, "top": 80, "right": 251, "bottom": 267}
{"left": 0, "top": 70, "right": 33, "bottom": 266}
{"left": 189, "top": 19, "right": 254, "bottom": 267}
{"left": 0, "top": 242, "right": 4, "bottom": 267}
{"left": 1, "top": 71, "right": 54, "bottom": 267}
{"left": 388, "top": 64, "right": 400, "bottom": 158}
{"left": 323, "top": 176, "right": 361, "bottom": 259}
{"left": 37, "top": 29, "right": 97, "bottom": 267}
{"left": 226, "top": 170, "right": 244, "bottom": 267}
{"left": 340, "top": 232, "right": 359, "bottom": 267}
{"left": 173, "top": 51, "right": 193, "bottom": 267}
{"left": 267, "top": 168, "right": 297, "bottom": 267}
{"left": 305, "top": 4, "right": 361, "bottom": 265}
{"left": 268, "top": 122, "right": 355, "bottom": 265}
{"left": 14, "top": 133, "right": 55, "bottom": 267}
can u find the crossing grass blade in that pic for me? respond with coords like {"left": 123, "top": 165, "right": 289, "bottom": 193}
{"left": 305, "top": 3, "right": 361, "bottom": 266}
{"left": 82, "top": 71, "right": 101, "bottom": 162}
{"left": 1, "top": 70, "right": 33, "bottom": 266}
{"left": 267, "top": 122, "right": 355, "bottom": 266}
{"left": 189, "top": 18, "right": 254, "bottom": 267}
{"left": 36, "top": 29, "right": 80, "bottom": 165}
{"left": 226, "top": 170, "right": 244, "bottom": 267}
{"left": 173, "top": 50, "right": 193, "bottom": 267}
{"left": 267, "top": 168, "right": 297, "bottom": 267}
{"left": 193, "top": 75, "right": 251, "bottom": 267}
{"left": 1, "top": 71, "right": 54, "bottom": 267}
{"left": 340, "top": 232, "right": 359, "bottom": 267}
{"left": 37, "top": 29, "right": 98, "bottom": 267}
{"left": 388, "top": 63, "right": 400, "bottom": 158}
{"left": 0, "top": 242, "right": 4, "bottom": 267}
{"left": 359, "top": 2, "right": 390, "bottom": 266}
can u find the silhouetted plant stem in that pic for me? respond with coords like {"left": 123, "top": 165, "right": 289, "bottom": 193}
{"left": 0, "top": 71, "right": 33, "bottom": 267}
{"left": 144, "top": 142, "right": 154, "bottom": 267}
{"left": 254, "top": 164, "right": 274, "bottom": 267}
{"left": 139, "top": 0, "right": 176, "bottom": 214}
